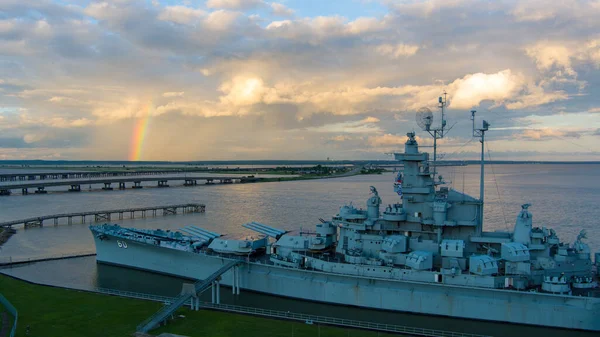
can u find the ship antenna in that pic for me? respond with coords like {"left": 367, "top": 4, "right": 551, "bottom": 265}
{"left": 415, "top": 91, "right": 448, "bottom": 184}
{"left": 471, "top": 110, "right": 489, "bottom": 235}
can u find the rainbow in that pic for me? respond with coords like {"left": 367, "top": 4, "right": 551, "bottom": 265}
{"left": 129, "top": 103, "right": 153, "bottom": 161}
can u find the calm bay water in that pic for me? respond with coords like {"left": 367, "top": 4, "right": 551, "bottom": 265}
{"left": 1, "top": 164, "right": 599, "bottom": 337}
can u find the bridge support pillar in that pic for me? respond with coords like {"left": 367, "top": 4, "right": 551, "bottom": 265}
{"left": 118, "top": 182, "right": 126, "bottom": 189}
{"left": 35, "top": 187, "right": 47, "bottom": 194}
{"left": 232, "top": 266, "right": 236, "bottom": 294}
{"left": 211, "top": 282, "right": 215, "bottom": 303}
{"left": 68, "top": 184, "right": 81, "bottom": 192}
{"left": 22, "top": 188, "right": 28, "bottom": 195}
{"left": 157, "top": 180, "right": 169, "bottom": 188}
{"left": 132, "top": 181, "right": 143, "bottom": 189}
{"left": 25, "top": 220, "right": 42, "bottom": 228}
{"left": 102, "top": 182, "right": 113, "bottom": 190}
{"left": 218, "top": 281, "right": 221, "bottom": 303}
{"left": 184, "top": 179, "right": 198, "bottom": 186}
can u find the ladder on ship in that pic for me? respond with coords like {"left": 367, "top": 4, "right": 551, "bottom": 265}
{"left": 136, "top": 260, "right": 242, "bottom": 333}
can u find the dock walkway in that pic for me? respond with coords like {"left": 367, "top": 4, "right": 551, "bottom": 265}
{"left": 0, "top": 203, "right": 205, "bottom": 229}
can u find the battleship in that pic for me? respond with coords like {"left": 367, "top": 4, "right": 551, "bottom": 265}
{"left": 90, "top": 95, "right": 600, "bottom": 331}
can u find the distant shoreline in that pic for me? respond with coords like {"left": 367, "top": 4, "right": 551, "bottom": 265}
{"left": 1, "top": 160, "right": 600, "bottom": 168}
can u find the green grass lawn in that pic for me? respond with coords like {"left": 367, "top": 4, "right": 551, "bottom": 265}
{"left": 0, "top": 275, "right": 161, "bottom": 337}
{"left": 0, "top": 275, "right": 395, "bottom": 337}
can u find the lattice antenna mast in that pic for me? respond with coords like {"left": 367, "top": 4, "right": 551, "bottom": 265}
{"left": 471, "top": 110, "right": 490, "bottom": 234}
{"left": 415, "top": 91, "right": 448, "bottom": 182}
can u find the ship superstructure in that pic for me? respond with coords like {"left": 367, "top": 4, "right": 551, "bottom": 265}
{"left": 90, "top": 99, "right": 600, "bottom": 331}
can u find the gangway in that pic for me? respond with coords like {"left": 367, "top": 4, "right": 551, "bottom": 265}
{"left": 136, "top": 260, "right": 241, "bottom": 333}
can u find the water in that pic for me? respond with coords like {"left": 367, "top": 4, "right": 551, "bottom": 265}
{"left": 1, "top": 164, "right": 599, "bottom": 336}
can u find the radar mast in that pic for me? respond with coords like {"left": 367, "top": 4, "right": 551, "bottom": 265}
{"left": 415, "top": 91, "right": 448, "bottom": 184}
{"left": 471, "top": 110, "right": 489, "bottom": 235}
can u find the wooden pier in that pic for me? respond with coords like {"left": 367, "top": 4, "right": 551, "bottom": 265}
{"left": 0, "top": 203, "right": 206, "bottom": 229}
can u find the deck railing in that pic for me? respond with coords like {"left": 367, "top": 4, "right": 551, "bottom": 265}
{"left": 0, "top": 294, "right": 18, "bottom": 337}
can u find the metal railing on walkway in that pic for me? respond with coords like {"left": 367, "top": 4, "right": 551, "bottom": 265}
{"left": 197, "top": 302, "right": 490, "bottom": 337}
{"left": 0, "top": 274, "right": 490, "bottom": 337}
{"left": 0, "top": 294, "right": 17, "bottom": 337}
{"left": 0, "top": 251, "right": 96, "bottom": 266}
{"left": 94, "top": 286, "right": 488, "bottom": 337}
{"left": 94, "top": 287, "right": 179, "bottom": 304}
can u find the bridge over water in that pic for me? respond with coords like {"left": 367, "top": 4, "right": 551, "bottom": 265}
{"left": 0, "top": 170, "right": 193, "bottom": 182}
{"left": 0, "top": 176, "right": 259, "bottom": 195}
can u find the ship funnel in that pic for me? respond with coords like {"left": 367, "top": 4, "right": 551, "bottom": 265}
{"left": 242, "top": 222, "right": 287, "bottom": 239}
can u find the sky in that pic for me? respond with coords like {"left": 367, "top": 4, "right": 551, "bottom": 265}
{"left": 1, "top": 0, "right": 600, "bottom": 161}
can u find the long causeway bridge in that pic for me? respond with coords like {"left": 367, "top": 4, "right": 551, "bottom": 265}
{"left": 0, "top": 203, "right": 205, "bottom": 229}
{"left": 0, "top": 176, "right": 259, "bottom": 195}
{"left": 0, "top": 170, "right": 196, "bottom": 182}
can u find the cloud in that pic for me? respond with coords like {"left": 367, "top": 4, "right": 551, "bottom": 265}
{"left": 306, "top": 117, "right": 382, "bottom": 134}
{"left": 525, "top": 39, "right": 600, "bottom": 77}
{"left": 203, "top": 9, "right": 245, "bottom": 31}
{"left": 219, "top": 76, "right": 268, "bottom": 107}
{"left": 270, "top": 3, "right": 294, "bottom": 17}
{"left": 158, "top": 6, "right": 206, "bottom": 25}
{"left": 512, "top": 0, "right": 600, "bottom": 22}
{"left": 376, "top": 43, "right": 419, "bottom": 59}
{"left": 391, "top": 0, "right": 476, "bottom": 18}
{"left": 368, "top": 133, "right": 405, "bottom": 147}
{"left": 1, "top": 1, "right": 600, "bottom": 160}
{"left": 526, "top": 43, "right": 576, "bottom": 76}
{"left": 264, "top": 15, "right": 389, "bottom": 44}
{"left": 206, "top": 0, "right": 265, "bottom": 10}
{"left": 448, "top": 70, "right": 524, "bottom": 109}
{"left": 163, "top": 91, "right": 185, "bottom": 97}
{"left": 330, "top": 135, "right": 353, "bottom": 142}
{"left": 520, "top": 128, "right": 581, "bottom": 140}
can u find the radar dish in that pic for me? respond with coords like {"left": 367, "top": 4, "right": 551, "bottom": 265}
{"left": 416, "top": 107, "right": 434, "bottom": 131}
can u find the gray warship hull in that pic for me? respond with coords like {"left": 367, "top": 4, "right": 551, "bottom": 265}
{"left": 92, "top": 232, "right": 600, "bottom": 331}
